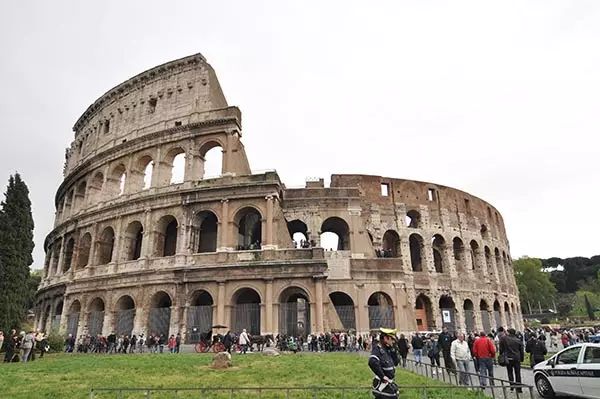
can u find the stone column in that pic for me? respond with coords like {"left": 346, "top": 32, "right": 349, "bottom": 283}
{"left": 56, "top": 236, "right": 66, "bottom": 275}
{"left": 349, "top": 207, "right": 362, "bottom": 256}
{"left": 133, "top": 307, "right": 146, "bottom": 335}
{"left": 169, "top": 305, "right": 181, "bottom": 336}
{"left": 224, "top": 131, "right": 233, "bottom": 174}
{"left": 218, "top": 199, "right": 230, "bottom": 251}
{"left": 59, "top": 297, "right": 69, "bottom": 334}
{"left": 185, "top": 140, "right": 201, "bottom": 181}
{"left": 112, "top": 216, "right": 123, "bottom": 263}
{"left": 142, "top": 209, "right": 153, "bottom": 258}
{"left": 263, "top": 195, "right": 275, "bottom": 249}
{"left": 355, "top": 284, "right": 369, "bottom": 335}
{"left": 103, "top": 311, "right": 115, "bottom": 336}
{"left": 181, "top": 302, "right": 190, "bottom": 340}
{"left": 314, "top": 277, "right": 324, "bottom": 333}
{"left": 431, "top": 295, "right": 441, "bottom": 330}
{"left": 216, "top": 282, "right": 226, "bottom": 326}
{"left": 265, "top": 279, "right": 274, "bottom": 334}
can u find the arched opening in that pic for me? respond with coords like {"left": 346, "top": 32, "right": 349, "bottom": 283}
{"left": 405, "top": 210, "right": 421, "bottom": 228}
{"left": 42, "top": 305, "right": 51, "bottom": 331}
{"left": 109, "top": 164, "right": 127, "bottom": 197}
{"left": 67, "top": 300, "right": 81, "bottom": 337}
{"left": 193, "top": 211, "right": 218, "bottom": 253}
{"left": 485, "top": 246, "right": 493, "bottom": 277}
{"left": 279, "top": 287, "right": 311, "bottom": 337}
{"left": 320, "top": 217, "right": 350, "bottom": 251}
{"left": 463, "top": 299, "right": 475, "bottom": 333}
{"left": 187, "top": 290, "right": 214, "bottom": 343}
{"left": 439, "top": 295, "right": 456, "bottom": 332}
{"left": 52, "top": 301, "right": 63, "bottom": 331}
{"left": 77, "top": 233, "right": 92, "bottom": 269}
{"left": 74, "top": 180, "right": 87, "bottom": 210}
{"left": 480, "top": 300, "right": 491, "bottom": 333}
{"left": 453, "top": 237, "right": 466, "bottom": 272}
{"left": 51, "top": 242, "right": 61, "bottom": 275}
{"left": 287, "top": 219, "right": 309, "bottom": 248}
{"left": 96, "top": 227, "right": 115, "bottom": 265}
{"left": 493, "top": 300, "right": 502, "bottom": 329}
{"left": 368, "top": 292, "right": 395, "bottom": 329}
{"left": 148, "top": 291, "right": 172, "bottom": 337}
{"left": 415, "top": 294, "right": 434, "bottom": 331}
{"left": 470, "top": 240, "right": 480, "bottom": 270}
{"left": 232, "top": 288, "right": 261, "bottom": 335}
{"left": 63, "top": 238, "right": 75, "bottom": 273}
{"left": 381, "top": 230, "right": 401, "bottom": 258}
{"left": 170, "top": 153, "right": 186, "bottom": 184}
{"left": 504, "top": 302, "right": 511, "bottom": 328}
{"left": 115, "top": 295, "right": 135, "bottom": 336}
{"left": 136, "top": 155, "right": 154, "bottom": 190}
{"left": 511, "top": 303, "right": 516, "bottom": 327}
{"left": 200, "top": 143, "right": 223, "bottom": 178}
{"left": 481, "top": 224, "right": 489, "bottom": 239}
{"left": 88, "top": 298, "right": 105, "bottom": 336}
{"left": 155, "top": 215, "right": 178, "bottom": 257}
{"left": 64, "top": 190, "right": 74, "bottom": 217}
{"left": 432, "top": 234, "right": 446, "bottom": 273}
{"left": 123, "top": 221, "right": 144, "bottom": 261}
{"left": 409, "top": 233, "right": 424, "bottom": 271}
{"left": 88, "top": 171, "right": 104, "bottom": 202}
{"left": 329, "top": 292, "right": 356, "bottom": 330}
{"left": 235, "top": 207, "right": 262, "bottom": 250}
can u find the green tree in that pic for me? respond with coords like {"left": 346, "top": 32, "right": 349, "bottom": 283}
{"left": 513, "top": 257, "right": 557, "bottom": 314}
{"left": 0, "top": 173, "right": 35, "bottom": 332}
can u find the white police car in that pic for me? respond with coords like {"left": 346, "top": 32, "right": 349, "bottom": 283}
{"left": 533, "top": 343, "right": 600, "bottom": 398}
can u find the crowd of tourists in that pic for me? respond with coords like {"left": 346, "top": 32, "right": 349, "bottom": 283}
{"left": 65, "top": 332, "right": 184, "bottom": 354}
{"left": 0, "top": 329, "right": 49, "bottom": 363}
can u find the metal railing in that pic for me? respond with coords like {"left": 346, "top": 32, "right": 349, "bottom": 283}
{"left": 89, "top": 385, "right": 490, "bottom": 399}
{"left": 404, "top": 359, "right": 535, "bottom": 399}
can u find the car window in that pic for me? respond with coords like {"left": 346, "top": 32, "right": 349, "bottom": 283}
{"left": 583, "top": 347, "right": 600, "bottom": 364}
{"left": 556, "top": 347, "right": 581, "bottom": 365}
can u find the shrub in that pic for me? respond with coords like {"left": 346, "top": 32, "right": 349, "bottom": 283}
{"left": 46, "top": 329, "right": 64, "bottom": 353}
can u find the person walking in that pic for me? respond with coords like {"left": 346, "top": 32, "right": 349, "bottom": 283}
{"left": 368, "top": 328, "right": 400, "bottom": 399}
{"left": 21, "top": 331, "right": 35, "bottom": 362}
{"left": 239, "top": 329, "right": 250, "bottom": 354}
{"left": 450, "top": 333, "right": 472, "bottom": 386}
{"left": 472, "top": 331, "right": 496, "bottom": 388}
{"left": 4, "top": 330, "right": 16, "bottom": 362}
{"left": 396, "top": 333, "right": 409, "bottom": 367}
{"left": 426, "top": 335, "right": 441, "bottom": 367}
{"left": 499, "top": 328, "right": 524, "bottom": 393}
{"left": 411, "top": 333, "right": 424, "bottom": 365}
{"left": 526, "top": 334, "right": 547, "bottom": 367}
{"left": 438, "top": 327, "right": 456, "bottom": 372}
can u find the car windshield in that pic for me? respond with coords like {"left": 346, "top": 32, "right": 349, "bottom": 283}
{"left": 556, "top": 346, "right": 581, "bottom": 365}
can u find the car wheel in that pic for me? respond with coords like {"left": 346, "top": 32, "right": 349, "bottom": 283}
{"left": 535, "top": 375, "right": 555, "bottom": 398}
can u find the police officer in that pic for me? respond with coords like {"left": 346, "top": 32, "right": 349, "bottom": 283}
{"left": 368, "top": 328, "right": 400, "bottom": 398}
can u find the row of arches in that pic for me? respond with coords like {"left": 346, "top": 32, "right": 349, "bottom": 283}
{"left": 45, "top": 207, "right": 263, "bottom": 276}
{"left": 57, "top": 143, "right": 223, "bottom": 222}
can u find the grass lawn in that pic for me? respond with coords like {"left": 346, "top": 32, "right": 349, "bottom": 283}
{"left": 0, "top": 352, "right": 485, "bottom": 399}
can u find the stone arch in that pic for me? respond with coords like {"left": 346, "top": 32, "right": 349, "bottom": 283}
{"left": 463, "top": 299, "right": 475, "bottom": 333}
{"left": 148, "top": 291, "right": 172, "bottom": 337}
{"left": 74, "top": 180, "right": 87, "bottom": 210}
{"left": 52, "top": 300, "right": 64, "bottom": 331}
{"left": 109, "top": 163, "right": 127, "bottom": 196}
{"left": 329, "top": 291, "right": 356, "bottom": 330}
{"left": 115, "top": 295, "right": 136, "bottom": 336}
{"left": 66, "top": 300, "right": 81, "bottom": 337}
{"left": 192, "top": 211, "right": 218, "bottom": 253}
{"left": 87, "top": 297, "right": 105, "bottom": 336}
{"left": 96, "top": 226, "right": 115, "bottom": 265}
{"left": 439, "top": 295, "right": 456, "bottom": 332}
{"left": 88, "top": 171, "right": 104, "bottom": 203}
{"left": 409, "top": 233, "right": 424, "bottom": 271}
{"left": 164, "top": 147, "right": 186, "bottom": 185}
{"left": 279, "top": 286, "right": 311, "bottom": 337}
{"left": 231, "top": 287, "right": 262, "bottom": 335}
{"left": 494, "top": 248, "right": 502, "bottom": 281}
{"left": 187, "top": 289, "right": 214, "bottom": 343}
{"left": 481, "top": 224, "right": 489, "bottom": 239}
{"left": 154, "top": 215, "right": 178, "bottom": 257}
{"left": 405, "top": 210, "right": 421, "bottom": 228}
{"left": 77, "top": 233, "right": 92, "bottom": 269}
{"left": 504, "top": 302, "right": 512, "bottom": 328}
{"left": 480, "top": 299, "right": 491, "bottom": 333}
{"left": 199, "top": 140, "right": 224, "bottom": 178}
{"left": 484, "top": 246, "right": 493, "bottom": 276}
{"left": 287, "top": 219, "right": 309, "bottom": 248}
{"left": 415, "top": 294, "right": 434, "bottom": 331}
{"left": 493, "top": 299, "right": 502, "bottom": 329}
{"left": 432, "top": 234, "right": 446, "bottom": 273}
{"left": 42, "top": 303, "right": 51, "bottom": 331}
{"left": 123, "top": 221, "right": 144, "bottom": 261}
{"left": 64, "top": 189, "right": 74, "bottom": 216}
{"left": 320, "top": 217, "right": 350, "bottom": 251}
{"left": 368, "top": 291, "right": 395, "bottom": 329}
{"left": 382, "top": 230, "right": 401, "bottom": 258}
{"left": 453, "top": 237, "right": 466, "bottom": 272}
{"left": 63, "top": 237, "right": 75, "bottom": 272}
{"left": 51, "top": 240, "right": 62, "bottom": 275}
{"left": 135, "top": 154, "right": 154, "bottom": 190}
{"left": 234, "top": 207, "right": 263, "bottom": 250}
{"left": 470, "top": 240, "right": 480, "bottom": 270}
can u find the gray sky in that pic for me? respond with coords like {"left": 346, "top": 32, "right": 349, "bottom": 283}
{"left": 1, "top": 1, "right": 598, "bottom": 269}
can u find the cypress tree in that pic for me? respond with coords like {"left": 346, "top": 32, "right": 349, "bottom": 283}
{"left": 0, "top": 173, "right": 35, "bottom": 332}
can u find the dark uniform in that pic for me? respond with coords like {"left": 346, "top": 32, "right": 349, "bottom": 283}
{"left": 368, "top": 339, "right": 400, "bottom": 398}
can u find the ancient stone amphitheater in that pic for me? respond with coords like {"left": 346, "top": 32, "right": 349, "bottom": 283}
{"left": 35, "top": 53, "right": 522, "bottom": 341}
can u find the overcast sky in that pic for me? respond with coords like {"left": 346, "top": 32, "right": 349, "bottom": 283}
{"left": 1, "top": 1, "right": 598, "bottom": 269}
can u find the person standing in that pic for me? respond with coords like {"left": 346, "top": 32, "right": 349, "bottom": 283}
{"left": 175, "top": 333, "right": 181, "bottom": 353}
{"left": 472, "top": 331, "right": 496, "bottom": 388}
{"left": 499, "top": 328, "right": 524, "bottom": 393}
{"left": 239, "top": 329, "right": 250, "bottom": 354}
{"left": 426, "top": 335, "right": 441, "bottom": 367}
{"left": 21, "top": 331, "right": 35, "bottom": 362}
{"left": 396, "top": 333, "right": 409, "bottom": 367}
{"left": 438, "top": 327, "right": 455, "bottom": 372}
{"left": 0, "top": 331, "right": 4, "bottom": 354}
{"left": 3, "top": 330, "right": 16, "bottom": 362}
{"left": 368, "top": 328, "right": 400, "bottom": 399}
{"left": 411, "top": 333, "right": 424, "bottom": 365}
{"left": 450, "top": 333, "right": 472, "bottom": 386}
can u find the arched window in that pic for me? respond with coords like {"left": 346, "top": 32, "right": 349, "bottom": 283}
{"left": 74, "top": 180, "right": 87, "bottom": 210}
{"left": 495, "top": 248, "right": 503, "bottom": 282}
{"left": 485, "top": 246, "right": 493, "bottom": 276}
{"left": 480, "top": 300, "right": 491, "bottom": 333}
{"left": 453, "top": 237, "right": 465, "bottom": 271}
{"left": 77, "top": 233, "right": 92, "bottom": 269}
{"left": 88, "top": 171, "right": 104, "bottom": 202}
{"left": 51, "top": 241, "right": 61, "bottom": 275}
{"left": 493, "top": 300, "right": 502, "bottom": 328}
{"left": 405, "top": 210, "right": 421, "bottom": 228}
{"left": 381, "top": 230, "right": 401, "bottom": 258}
{"left": 63, "top": 237, "right": 75, "bottom": 272}
{"left": 123, "top": 221, "right": 144, "bottom": 261}
{"left": 287, "top": 219, "right": 309, "bottom": 248}
{"left": 135, "top": 155, "right": 154, "bottom": 190}
{"left": 409, "top": 233, "right": 424, "bottom": 271}
{"left": 109, "top": 164, "right": 127, "bottom": 196}
{"left": 155, "top": 215, "right": 178, "bottom": 257}
{"left": 96, "top": 227, "right": 115, "bottom": 265}
{"left": 470, "top": 240, "right": 480, "bottom": 270}
{"left": 66, "top": 300, "right": 81, "bottom": 337}
{"left": 320, "top": 217, "right": 350, "bottom": 251}
{"left": 193, "top": 211, "right": 218, "bottom": 253}
{"left": 432, "top": 234, "right": 446, "bottom": 273}
{"left": 481, "top": 224, "right": 489, "bottom": 239}
{"left": 235, "top": 208, "right": 262, "bottom": 250}
{"left": 199, "top": 141, "right": 223, "bottom": 178}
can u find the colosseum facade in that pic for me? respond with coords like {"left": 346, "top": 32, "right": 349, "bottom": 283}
{"left": 35, "top": 53, "right": 523, "bottom": 341}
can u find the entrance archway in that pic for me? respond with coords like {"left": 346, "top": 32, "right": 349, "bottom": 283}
{"left": 494, "top": 300, "right": 502, "bottom": 329}
{"left": 67, "top": 300, "right": 81, "bottom": 337}
{"left": 415, "top": 294, "right": 433, "bottom": 331}
{"left": 279, "top": 287, "right": 311, "bottom": 337}
{"left": 88, "top": 298, "right": 105, "bottom": 336}
{"left": 115, "top": 295, "right": 135, "bottom": 336}
{"left": 480, "top": 300, "right": 491, "bottom": 333}
{"left": 329, "top": 292, "right": 356, "bottom": 330}
{"left": 193, "top": 211, "right": 218, "bottom": 253}
{"left": 148, "top": 291, "right": 172, "bottom": 337}
{"left": 235, "top": 208, "right": 262, "bottom": 250}
{"left": 463, "top": 300, "right": 475, "bottom": 333}
{"left": 368, "top": 292, "right": 395, "bottom": 329}
{"left": 232, "top": 288, "right": 261, "bottom": 335}
{"left": 439, "top": 295, "right": 456, "bottom": 332}
{"left": 187, "top": 290, "right": 214, "bottom": 343}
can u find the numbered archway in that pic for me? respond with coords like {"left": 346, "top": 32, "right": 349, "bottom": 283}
{"left": 368, "top": 292, "right": 395, "bottom": 329}
{"left": 232, "top": 288, "right": 261, "bottom": 335}
{"left": 279, "top": 287, "right": 311, "bottom": 337}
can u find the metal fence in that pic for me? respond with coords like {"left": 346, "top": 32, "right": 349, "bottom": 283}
{"left": 367, "top": 306, "right": 395, "bottom": 329}
{"left": 332, "top": 305, "right": 355, "bottom": 330}
{"left": 89, "top": 385, "right": 493, "bottom": 399}
{"left": 404, "top": 359, "right": 535, "bottom": 399}
{"left": 187, "top": 305, "right": 213, "bottom": 343}
{"left": 148, "top": 307, "right": 171, "bottom": 337}
{"left": 233, "top": 303, "right": 260, "bottom": 335}
{"left": 88, "top": 311, "right": 105, "bottom": 336}
{"left": 116, "top": 309, "right": 136, "bottom": 336}
{"left": 67, "top": 313, "right": 79, "bottom": 337}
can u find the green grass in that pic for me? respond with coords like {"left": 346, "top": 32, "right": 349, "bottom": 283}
{"left": 0, "top": 352, "right": 485, "bottom": 399}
